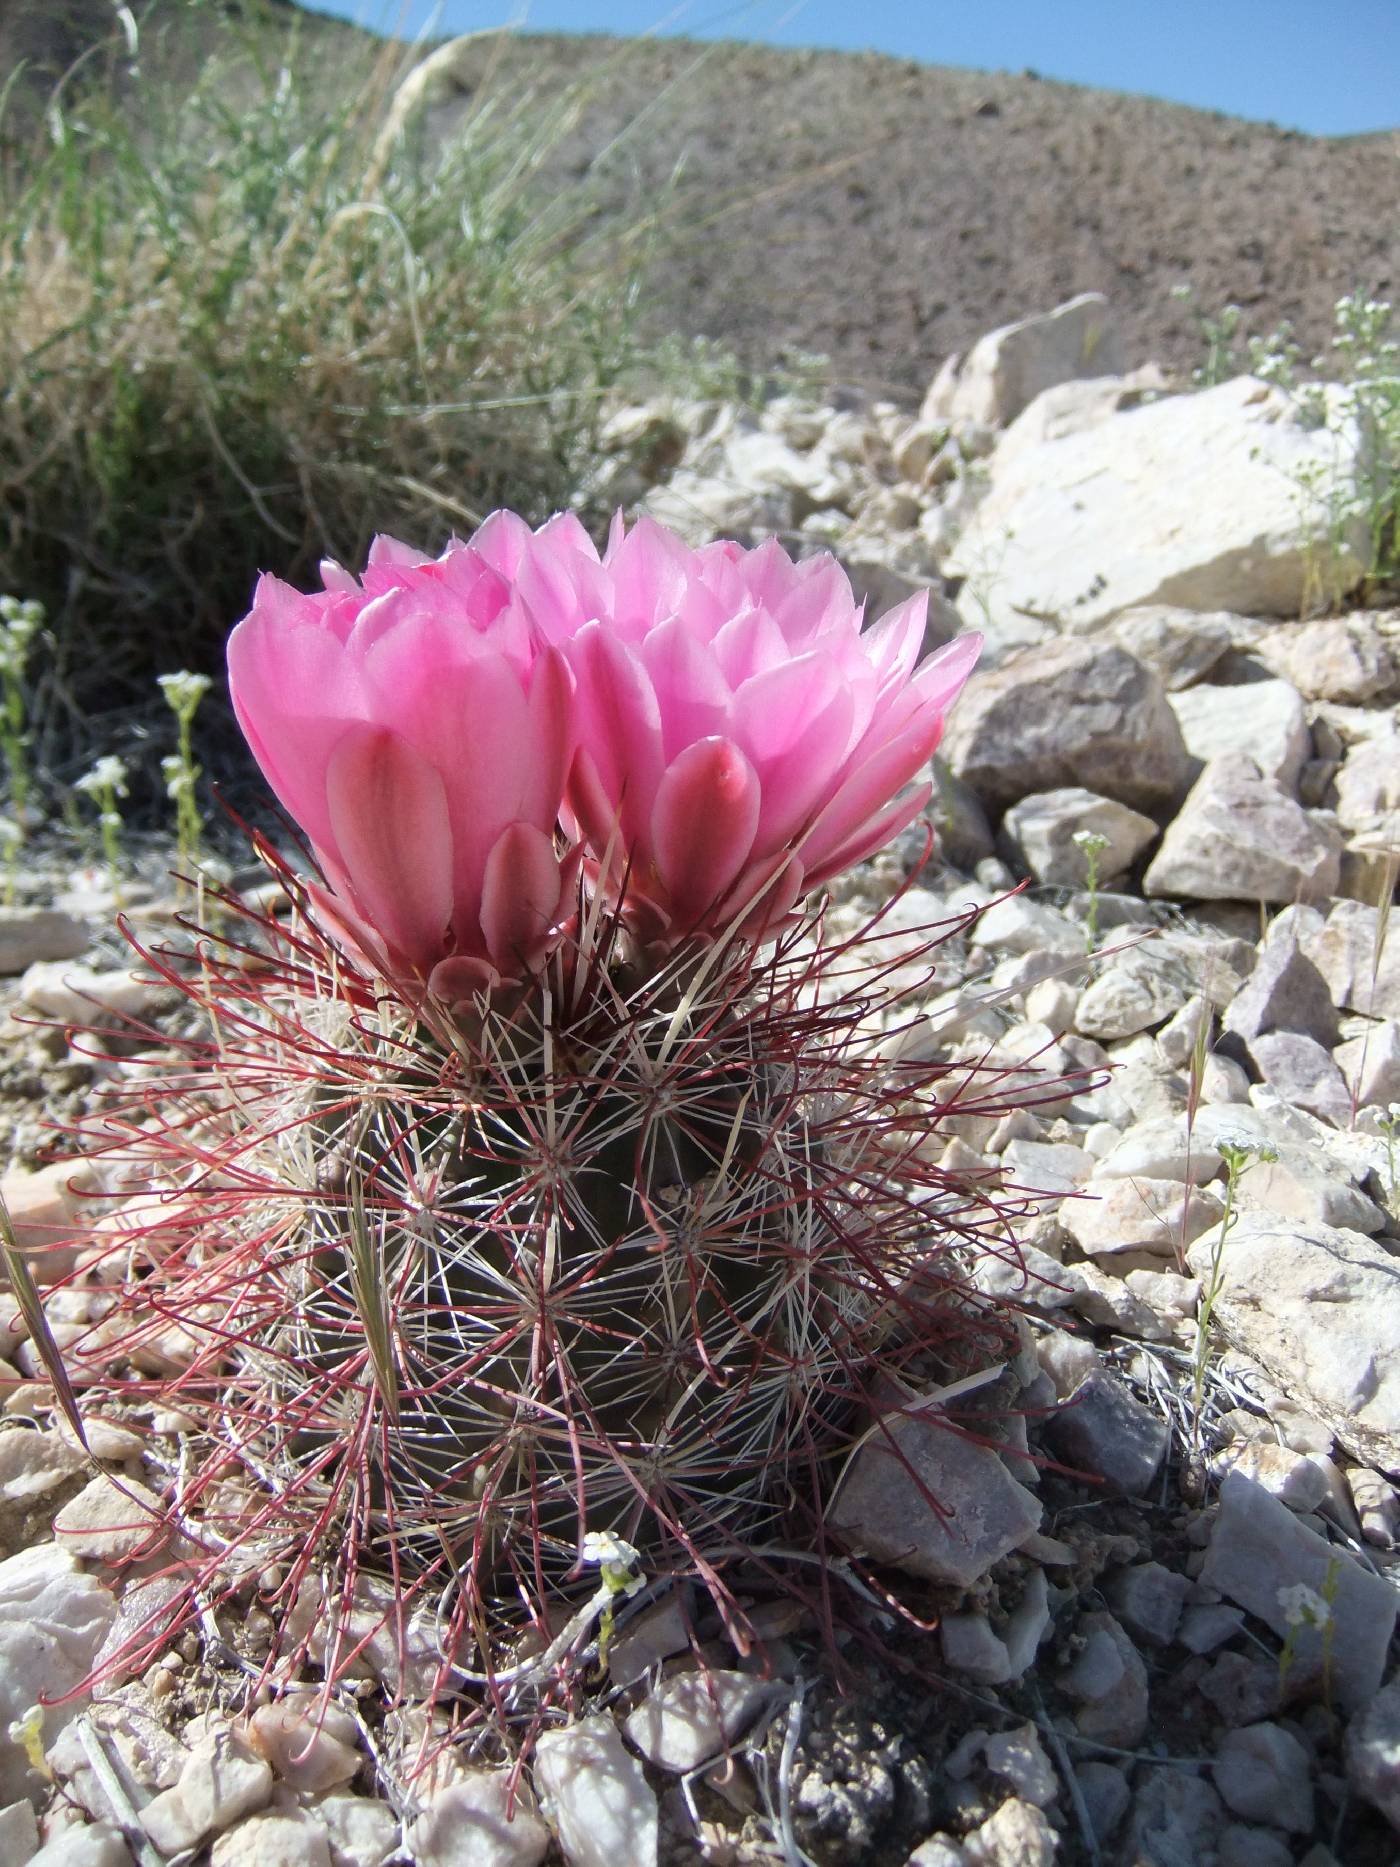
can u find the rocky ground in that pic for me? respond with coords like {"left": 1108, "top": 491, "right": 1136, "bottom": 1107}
{"left": 2, "top": 298, "right": 1400, "bottom": 1864}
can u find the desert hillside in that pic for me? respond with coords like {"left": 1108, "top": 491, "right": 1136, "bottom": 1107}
{"left": 3, "top": 1, "right": 1396, "bottom": 397}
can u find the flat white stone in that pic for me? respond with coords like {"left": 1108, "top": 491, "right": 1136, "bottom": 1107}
{"left": 0, "top": 1546, "right": 118, "bottom": 1804}
{"left": 1187, "top": 1217, "right": 1400, "bottom": 1470}
{"left": 947, "top": 377, "right": 1369, "bottom": 635}
{"left": 623, "top": 1670, "right": 771, "bottom": 1773}
{"left": 533, "top": 1717, "right": 657, "bottom": 1867}
{"left": 405, "top": 1773, "right": 548, "bottom": 1867}
{"left": 209, "top": 1809, "right": 332, "bottom": 1867}
{"left": 140, "top": 1737, "right": 274, "bottom": 1856}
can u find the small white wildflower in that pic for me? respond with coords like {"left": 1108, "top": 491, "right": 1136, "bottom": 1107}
{"left": 161, "top": 753, "right": 193, "bottom": 799}
{"left": 75, "top": 755, "right": 129, "bottom": 798}
{"left": 157, "top": 670, "right": 212, "bottom": 714}
{"left": 0, "top": 817, "right": 22, "bottom": 850}
{"left": 1277, "top": 1582, "right": 1332, "bottom": 1630}
{"left": 580, "top": 1530, "right": 646, "bottom": 1596}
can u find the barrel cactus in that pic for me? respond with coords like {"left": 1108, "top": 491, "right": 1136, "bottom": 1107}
{"left": 60, "top": 512, "right": 1031, "bottom": 1717}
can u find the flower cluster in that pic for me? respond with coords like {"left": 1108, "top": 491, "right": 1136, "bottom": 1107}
{"left": 228, "top": 511, "right": 980, "bottom": 998}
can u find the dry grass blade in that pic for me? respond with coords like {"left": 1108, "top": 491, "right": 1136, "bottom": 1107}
{"left": 0, "top": 1187, "right": 88, "bottom": 1449}
{"left": 345, "top": 1149, "right": 400, "bottom": 1429}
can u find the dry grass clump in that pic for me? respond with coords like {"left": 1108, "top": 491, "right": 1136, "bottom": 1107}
{"left": 0, "top": 1, "right": 682, "bottom": 714}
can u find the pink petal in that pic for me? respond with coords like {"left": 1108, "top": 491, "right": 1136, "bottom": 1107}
{"left": 913, "top": 631, "right": 983, "bottom": 707}
{"left": 227, "top": 603, "right": 370, "bottom": 857}
{"left": 536, "top": 510, "right": 601, "bottom": 562}
{"left": 356, "top": 629, "right": 531, "bottom": 910}
{"left": 711, "top": 604, "right": 788, "bottom": 687}
{"left": 318, "top": 558, "right": 359, "bottom": 595}
{"left": 603, "top": 516, "right": 691, "bottom": 639}
{"left": 428, "top": 953, "right": 500, "bottom": 1004}
{"left": 303, "top": 877, "right": 392, "bottom": 981}
{"left": 650, "top": 738, "right": 760, "bottom": 924}
{"left": 735, "top": 536, "right": 802, "bottom": 615}
{"left": 478, "top": 821, "right": 566, "bottom": 976}
{"left": 325, "top": 727, "right": 455, "bottom": 974}
{"left": 568, "top": 622, "right": 664, "bottom": 850}
{"left": 731, "top": 650, "right": 842, "bottom": 759}
{"left": 366, "top": 533, "right": 431, "bottom": 571}
{"left": 638, "top": 613, "right": 733, "bottom": 758}
{"left": 467, "top": 509, "right": 536, "bottom": 578}
{"left": 862, "top": 592, "right": 930, "bottom": 688}
{"left": 797, "top": 704, "right": 948, "bottom": 878}
{"left": 770, "top": 553, "right": 860, "bottom": 647}
{"left": 518, "top": 645, "right": 575, "bottom": 829}
{"left": 749, "top": 685, "right": 857, "bottom": 852}
{"left": 720, "top": 850, "right": 807, "bottom": 942}
{"left": 564, "top": 747, "right": 630, "bottom": 897}
{"left": 805, "top": 782, "right": 933, "bottom": 889}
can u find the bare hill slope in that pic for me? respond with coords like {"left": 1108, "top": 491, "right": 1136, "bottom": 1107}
{"left": 5, "top": 2, "right": 1398, "bottom": 398}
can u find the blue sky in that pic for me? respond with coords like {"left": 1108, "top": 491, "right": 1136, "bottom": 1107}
{"left": 299, "top": 0, "right": 1399, "bottom": 136}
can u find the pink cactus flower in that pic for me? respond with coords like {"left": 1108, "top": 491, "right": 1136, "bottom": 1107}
{"left": 227, "top": 518, "right": 585, "bottom": 999}
{"left": 547, "top": 516, "right": 981, "bottom": 949}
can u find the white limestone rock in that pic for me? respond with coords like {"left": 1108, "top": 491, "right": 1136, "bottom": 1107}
{"left": 1212, "top": 1724, "right": 1314, "bottom": 1834}
{"left": 942, "top": 639, "right": 1191, "bottom": 816}
{"left": 1065, "top": 1174, "right": 1222, "bottom": 1260}
{"left": 946, "top": 377, "right": 1370, "bottom": 636}
{"left": 28, "top": 1826, "right": 132, "bottom": 1867}
{"left": 0, "top": 1159, "right": 101, "bottom": 1285}
{"left": 1234, "top": 1144, "right": 1386, "bottom": 1234}
{"left": 243, "top": 1700, "right": 361, "bottom": 1795}
{"left": 0, "top": 1426, "right": 84, "bottom": 1501}
{"left": 1333, "top": 1019, "right": 1400, "bottom": 1109}
{"left": 1186, "top": 1217, "right": 1400, "bottom": 1471}
{"left": 921, "top": 292, "right": 1122, "bottom": 430}
{"left": 1199, "top": 1470, "right": 1396, "bottom": 1709}
{"left": 139, "top": 1735, "right": 274, "bottom": 1857}
{"left": 1109, "top": 605, "right": 1235, "bottom": 690}
{"left": 1143, "top": 755, "right": 1341, "bottom": 904}
{"left": 0, "top": 1798, "right": 38, "bottom": 1863}
{"left": 1345, "top": 1677, "right": 1400, "bottom": 1834}
{"left": 1222, "top": 932, "right": 1338, "bottom": 1048}
{"left": 962, "top": 1797, "right": 1058, "bottom": 1867}
{"left": 623, "top": 1670, "right": 771, "bottom": 1773}
{"left": 52, "top": 1475, "right": 167, "bottom": 1563}
{"left": 1257, "top": 614, "right": 1396, "bottom": 705}
{"left": 1305, "top": 897, "right": 1400, "bottom": 1017}
{"left": 533, "top": 1716, "right": 657, "bottom": 1867}
{"left": 1169, "top": 679, "right": 1310, "bottom": 794}
{"left": 405, "top": 1773, "right": 549, "bottom": 1867}
{"left": 999, "top": 787, "right": 1158, "bottom": 887}
{"left": 0, "top": 909, "right": 91, "bottom": 974}
{"left": 315, "top": 1792, "right": 400, "bottom": 1867}
{"left": 827, "top": 1406, "right": 1041, "bottom": 1587}
{"left": 1059, "top": 1611, "right": 1149, "bottom": 1747}
{"left": 0, "top": 1546, "right": 118, "bottom": 1805}
{"left": 209, "top": 1808, "right": 332, "bottom": 1867}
